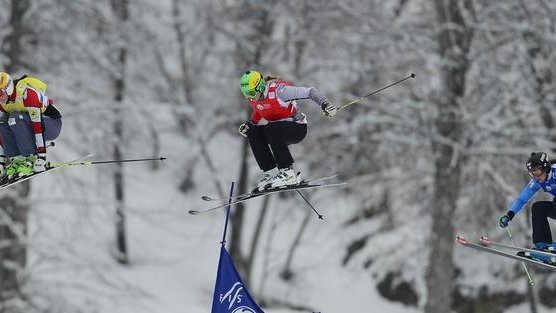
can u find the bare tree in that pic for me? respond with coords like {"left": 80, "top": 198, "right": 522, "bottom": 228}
{"left": 518, "top": 2, "right": 556, "bottom": 145}
{"left": 223, "top": 1, "right": 278, "bottom": 279}
{"left": 110, "top": 0, "right": 130, "bottom": 265}
{"left": 0, "top": 0, "right": 34, "bottom": 308}
{"left": 426, "top": 1, "right": 474, "bottom": 313}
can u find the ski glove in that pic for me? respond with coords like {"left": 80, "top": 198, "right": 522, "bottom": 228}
{"left": 499, "top": 211, "right": 515, "bottom": 228}
{"left": 321, "top": 101, "right": 338, "bottom": 118}
{"left": 238, "top": 122, "right": 250, "bottom": 138}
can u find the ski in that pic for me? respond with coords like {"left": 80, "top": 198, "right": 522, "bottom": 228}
{"left": 480, "top": 236, "right": 556, "bottom": 260}
{"left": 0, "top": 154, "right": 94, "bottom": 189}
{"left": 456, "top": 236, "right": 556, "bottom": 271}
{"left": 201, "top": 174, "right": 339, "bottom": 202}
{"left": 189, "top": 181, "right": 346, "bottom": 215}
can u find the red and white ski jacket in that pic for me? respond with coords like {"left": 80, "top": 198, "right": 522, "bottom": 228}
{"left": 248, "top": 80, "right": 300, "bottom": 124}
{"left": 247, "top": 80, "right": 330, "bottom": 125}
{"left": 0, "top": 88, "right": 55, "bottom": 156}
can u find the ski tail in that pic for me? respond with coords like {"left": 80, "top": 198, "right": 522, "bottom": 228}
{"left": 456, "top": 235, "right": 556, "bottom": 271}
{"left": 480, "top": 236, "right": 556, "bottom": 259}
{"left": 0, "top": 153, "right": 95, "bottom": 189}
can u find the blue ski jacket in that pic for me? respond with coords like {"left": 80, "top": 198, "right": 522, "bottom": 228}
{"left": 509, "top": 165, "right": 556, "bottom": 215}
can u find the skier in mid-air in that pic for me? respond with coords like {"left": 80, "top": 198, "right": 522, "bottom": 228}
{"left": 499, "top": 152, "right": 556, "bottom": 263}
{"left": 238, "top": 70, "right": 337, "bottom": 191}
{"left": 0, "top": 72, "right": 62, "bottom": 181}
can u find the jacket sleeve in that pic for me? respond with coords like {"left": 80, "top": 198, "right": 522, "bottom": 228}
{"left": 508, "top": 179, "right": 541, "bottom": 215}
{"left": 23, "top": 89, "right": 47, "bottom": 157}
{"left": 276, "top": 85, "right": 330, "bottom": 108}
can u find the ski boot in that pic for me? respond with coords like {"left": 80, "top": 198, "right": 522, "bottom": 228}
{"left": 268, "top": 167, "right": 301, "bottom": 189}
{"left": 254, "top": 168, "right": 279, "bottom": 192}
{"left": 5, "top": 157, "right": 25, "bottom": 181}
{"left": 16, "top": 155, "right": 38, "bottom": 177}
{"left": 519, "top": 242, "right": 556, "bottom": 265}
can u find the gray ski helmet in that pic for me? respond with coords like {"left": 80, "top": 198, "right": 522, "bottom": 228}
{"left": 526, "top": 152, "right": 551, "bottom": 174}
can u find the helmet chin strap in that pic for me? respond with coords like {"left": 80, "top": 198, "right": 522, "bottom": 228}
{"left": 256, "top": 80, "right": 266, "bottom": 95}
{"left": 255, "top": 84, "right": 266, "bottom": 101}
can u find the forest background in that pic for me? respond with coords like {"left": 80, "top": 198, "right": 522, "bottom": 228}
{"left": 1, "top": 1, "right": 556, "bottom": 313}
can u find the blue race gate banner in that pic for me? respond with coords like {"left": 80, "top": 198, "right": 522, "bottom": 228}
{"left": 211, "top": 246, "right": 264, "bottom": 313}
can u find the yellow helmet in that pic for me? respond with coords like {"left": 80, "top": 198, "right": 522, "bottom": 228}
{"left": 0, "top": 72, "right": 14, "bottom": 95}
{"left": 240, "top": 71, "right": 266, "bottom": 99}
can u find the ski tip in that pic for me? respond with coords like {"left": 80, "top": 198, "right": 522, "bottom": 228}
{"left": 410, "top": 72, "right": 416, "bottom": 78}
{"left": 159, "top": 157, "right": 167, "bottom": 161}
{"left": 188, "top": 210, "right": 199, "bottom": 215}
{"left": 456, "top": 236, "right": 469, "bottom": 244}
{"left": 479, "top": 236, "right": 491, "bottom": 245}
{"left": 201, "top": 196, "right": 212, "bottom": 201}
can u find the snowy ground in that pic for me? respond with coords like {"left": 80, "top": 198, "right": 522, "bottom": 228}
{"left": 20, "top": 128, "right": 553, "bottom": 313}
{"left": 19, "top": 125, "right": 421, "bottom": 313}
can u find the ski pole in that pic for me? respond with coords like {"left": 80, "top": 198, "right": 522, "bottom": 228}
{"left": 52, "top": 157, "right": 166, "bottom": 168}
{"left": 296, "top": 190, "right": 323, "bottom": 220}
{"left": 338, "top": 73, "right": 416, "bottom": 110}
{"left": 506, "top": 227, "right": 534, "bottom": 286}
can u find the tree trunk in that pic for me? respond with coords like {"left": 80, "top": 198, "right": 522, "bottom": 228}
{"left": 228, "top": 2, "right": 275, "bottom": 278}
{"left": 3, "top": 0, "right": 33, "bottom": 73}
{"left": 230, "top": 138, "right": 250, "bottom": 275}
{"left": 280, "top": 207, "right": 311, "bottom": 281}
{"left": 171, "top": 0, "right": 194, "bottom": 132}
{"left": 111, "top": 0, "right": 129, "bottom": 265}
{"left": 0, "top": 0, "right": 33, "bottom": 305}
{"left": 0, "top": 186, "right": 30, "bottom": 304}
{"left": 426, "top": 1, "right": 473, "bottom": 313}
{"left": 245, "top": 196, "right": 270, "bottom": 286}
{"left": 522, "top": 28, "right": 555, "bottom": 148}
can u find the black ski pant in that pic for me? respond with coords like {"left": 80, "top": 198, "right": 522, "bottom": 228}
{"left": 247, "top": 121, "right": 307, "bottom": 171}
{"left": 531, "top": 198, "right": 556, "bottom": 244}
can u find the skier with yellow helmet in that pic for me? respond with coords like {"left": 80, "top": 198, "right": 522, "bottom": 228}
{"left": 0, "top": 72, "right": 62, "bottom": 181}
{"left": 238, "top": 70, "right": 337, "bottom": 191}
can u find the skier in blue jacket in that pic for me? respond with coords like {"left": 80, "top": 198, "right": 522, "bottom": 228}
{"left": 499, "top": 152, "right": 556, "bottom": 261}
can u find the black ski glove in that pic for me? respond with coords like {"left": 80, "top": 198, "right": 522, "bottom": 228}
{"left": 238, "top": 122, "right": 250, "bottom": 138}
{"left": 499, "top": 211, "right": 515, "bottom": 228}
{"left": 321, "top": 101, "right": 338, "bottom": 118}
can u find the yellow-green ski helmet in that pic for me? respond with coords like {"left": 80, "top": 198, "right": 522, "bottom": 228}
{"left": 240, "top": 71, "right": 266, "bottom": 99}
{"left": 0, "top": 72, "right": 14, "bottom": 95}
